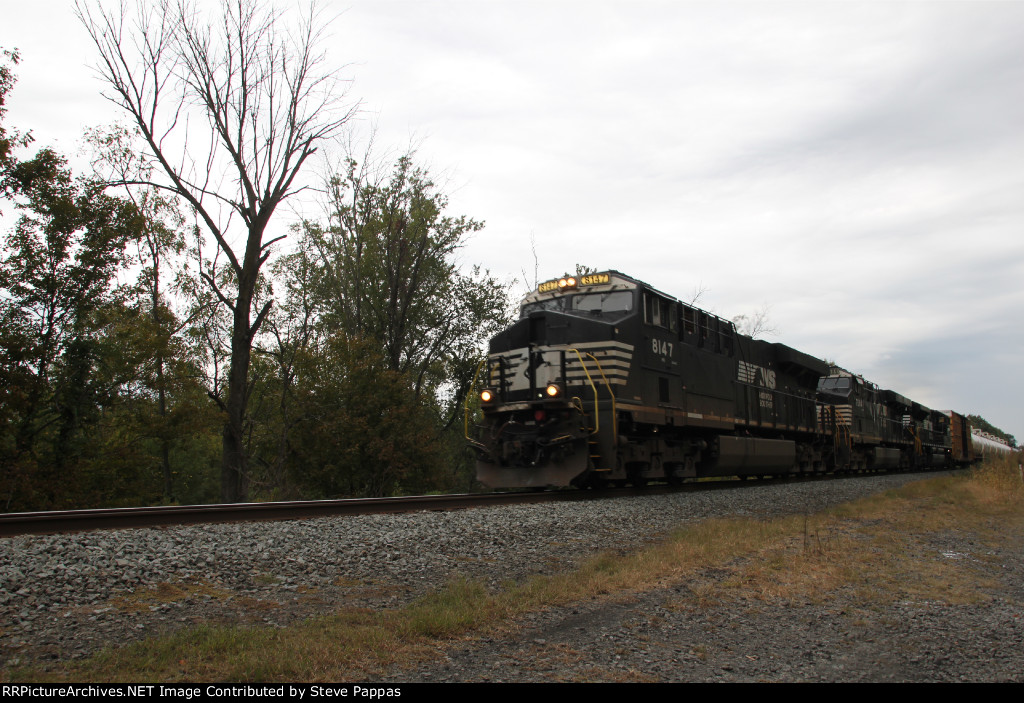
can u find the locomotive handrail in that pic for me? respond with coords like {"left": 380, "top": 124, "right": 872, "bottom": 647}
{"left": 565, "top": 347, "right": 602, "bottom": 435}
{"left": 563, "top": 348, "right": 618, "bottom": 445}
{"left": 836, "top": 423, "right": 851, "bottom": 450}
{"left": 819, "top": 403, "right": 852, "bottom": 452}
{"left": 583, "top": 351, "right": 618, "bottom": 445}
{"left": 906, "top": 425, "right": 923, "bottom": 455}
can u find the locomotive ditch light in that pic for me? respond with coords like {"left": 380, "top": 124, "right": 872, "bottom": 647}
{"left": 480, "top": 388, "right": 497, "bottom": 403}
{"left": 545, "top": 383, "right": 562, "bottom": 398}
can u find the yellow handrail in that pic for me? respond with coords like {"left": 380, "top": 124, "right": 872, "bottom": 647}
{"left": 906, "top": 425, "right": 922, "bottom": 455}
{"left": 563, "top": 348, "right": 618, "bottom": 440}
{"left": 583, "top": 350, "right": 617, "bottom": 443}
{"left": 565, "top": 348, "right": 600, "bottom": 434}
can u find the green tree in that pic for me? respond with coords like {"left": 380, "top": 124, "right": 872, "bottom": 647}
{"left": 1, "top": 48, "right": 31, "bottom": 194}
{"left": 86, "top": 124, "right": 213, "bottom": 503}
{"left": 264, "top": 151, "right": 511, "bottom": 497}
{"left": 245, "top": 236, "right": 321, "bottom": 498}
{"left": 307, "top": 152, "right": 511, "bottom": 425}
{"left": 967, "top": 415, "right": 1017, "bottom": 448}
{"left": 2, "top": 50, "right": 217, "bottom": 510}
{"left": 0, "top": 146, "right": 143, "bottom": 508}
{"left": 285, "top": 335, "right": 445, "bottom": 498}
{"left": 80, "top": 281, "right": 224, "bottom": 507}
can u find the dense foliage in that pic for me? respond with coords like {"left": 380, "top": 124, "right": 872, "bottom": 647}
{"left": 968, "top": 415, "right": 1017, "bottom": 448}
{"left": 0, "top": 47, "right": 511, "bottom": 511}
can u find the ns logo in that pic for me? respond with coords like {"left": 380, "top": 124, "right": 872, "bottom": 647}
{"left": 738, "top": 360, "right": 776, "bottom": 389}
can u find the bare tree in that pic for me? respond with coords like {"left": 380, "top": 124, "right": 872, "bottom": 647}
{"left": 687, "top": 282, "right": 707, "bottom": 307}
{"left": 732, "top": 302, "right": 779, "bottom": 339}
{"left": 520, "top": 231, "right": 539, "bottom": 294}
{"left": 78, "top": 0, "right": 356, "bottom": 501}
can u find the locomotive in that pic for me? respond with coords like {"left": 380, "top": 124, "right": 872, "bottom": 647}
{"left": 466, "top": 271, "right": 976, "bottom": 489}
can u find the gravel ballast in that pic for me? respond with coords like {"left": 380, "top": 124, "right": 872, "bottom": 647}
{"left": 2, "top": 471, "right": 1022, "bottom": 681}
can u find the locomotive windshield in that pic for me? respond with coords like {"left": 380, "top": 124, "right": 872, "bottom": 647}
{"left": 520, "top": 291, "right": 634, "bottom": 321}
{"left": 571, "top": 291, "right": 633, "bottom": 317}
{"left": 817, "top": 376, "right": 853, "bottom": 398}
{"left": 519, "top": 297, "right": 567, "bottom": 316}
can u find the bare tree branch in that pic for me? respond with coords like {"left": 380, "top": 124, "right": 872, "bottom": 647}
{"left": 732, "top": 303, "right": 779, "bottom": 339}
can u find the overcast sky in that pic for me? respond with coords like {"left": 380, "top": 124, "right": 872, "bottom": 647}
{"left": 4, "top": 1, "right": 1023, "bottom": 441}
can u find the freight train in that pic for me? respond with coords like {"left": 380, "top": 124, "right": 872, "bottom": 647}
{"left": 466, "top": 270, "right": 983, "bottom": 489}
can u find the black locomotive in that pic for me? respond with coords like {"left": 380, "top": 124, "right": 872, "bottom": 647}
{"left": 466, "top": 271, "right": 973, "bottom": 489}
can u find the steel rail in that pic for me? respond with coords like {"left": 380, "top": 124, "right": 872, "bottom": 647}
{"left": 0, "top": 489, "right": 622, "bottom": 537}
{"left": 1, "top": 469, "right": 936, "bottom": 537}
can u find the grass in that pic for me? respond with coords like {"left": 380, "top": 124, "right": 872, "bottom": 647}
{"left": 6, "top": 456, "right": 1022, "bottom": 682}
{"left": 107, "top": 580, "right": 233, "bottom": 613}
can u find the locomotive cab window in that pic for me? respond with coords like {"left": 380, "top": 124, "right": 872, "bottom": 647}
{"left": 571, "top": 291, "right": 634, "bottom": 320}
{"left": 818, "top": 377, "right": 852, "bottom": 391}
{"left": 522, "top": 291, "right": 635, "bottom": 321}
{"left": 644, "top": 292, "right": 676, "bottom": 331}
{"left": 520, "top": 297, "right": 567, "bottom": 318}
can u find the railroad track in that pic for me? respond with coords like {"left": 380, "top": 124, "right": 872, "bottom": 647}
{"left": 0, "top": 487, "right": 673, "bottom": 537}
{"left": 1, "top": 469, "right": 932, "bottom": 537}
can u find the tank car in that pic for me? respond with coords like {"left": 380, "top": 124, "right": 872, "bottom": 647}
{"left": 971, "top": 431, "right": 1015, "bottom": 459}
{"left": 466, "top": 271, "right": 970, "bottom": 489}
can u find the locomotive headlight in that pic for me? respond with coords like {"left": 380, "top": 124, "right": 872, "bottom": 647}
{"left": 544, "top": 383, "right": 562, "bottom": 398}
{"left": 557, "top": 277, "right": 577, "bottom": 290}
{"left": 480, "top": 388, "right": 496, "bottom": 403}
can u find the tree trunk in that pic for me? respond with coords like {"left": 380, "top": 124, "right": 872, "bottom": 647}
{"left": 221, "top": 292, "right": 254, "bottom": 503}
